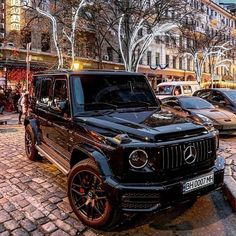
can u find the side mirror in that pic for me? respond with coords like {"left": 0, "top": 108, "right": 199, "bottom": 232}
{"left": 214, "top": 105, "right": 219, "bottom": 108}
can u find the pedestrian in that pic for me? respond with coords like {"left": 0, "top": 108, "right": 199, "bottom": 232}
{"left": 18, "top": 92, "right": 30, "bottom": 124}
{"left": 18, "top": 92, "right": 24, "bottom": 124}
{"left": 13, "top": 90, "right": 20, "bottom": 112}
{"left": 0, "top": 90, "right": 5, "bottom": 115}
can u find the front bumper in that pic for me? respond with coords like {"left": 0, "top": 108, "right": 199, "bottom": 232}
{"left": 104, "top": 156, "right": 225, "bottom": 213}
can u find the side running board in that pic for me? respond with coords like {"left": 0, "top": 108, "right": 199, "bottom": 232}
{"left": 36, "top": 144, "right": 69, "bottom": 175}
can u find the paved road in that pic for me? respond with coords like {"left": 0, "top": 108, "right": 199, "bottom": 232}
{"left": 0, "top": 125, "right": 236, "bottom": 236}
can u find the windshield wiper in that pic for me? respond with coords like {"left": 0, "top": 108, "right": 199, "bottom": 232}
{"left": 81, "top": 102, "right": 117, "bottom": 110}
{"left": 117, "top": 101, "right": 156, "bottom": 108}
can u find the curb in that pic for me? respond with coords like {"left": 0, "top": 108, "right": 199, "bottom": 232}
{"left": 223, "top": 175, "right": 236, "bottom": 211}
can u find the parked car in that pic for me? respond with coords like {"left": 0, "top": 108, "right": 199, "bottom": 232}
{"left": 25, "top": 70, "right": 224, "bottom": 229}
{"left": 155, "top": 81, "right": 200, "bottom": 99}
{"left": 193, "top": 88, "right": 236, "bottom": 114}
{"left": 162, "top": 96, "right": 236, "bottom": 135}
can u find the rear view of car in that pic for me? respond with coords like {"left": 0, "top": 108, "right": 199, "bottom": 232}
{"left": 156, "top": 81, "right": 200, "bottom": 99}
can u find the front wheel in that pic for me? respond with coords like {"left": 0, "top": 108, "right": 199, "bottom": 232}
{"left": 68, "top": 159, "right": 120, "bottom": 229}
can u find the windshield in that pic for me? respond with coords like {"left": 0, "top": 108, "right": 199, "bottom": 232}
{"left": 224, "top": 90, "right": 236, "bottom": 102}
{"left": 156, "top": 85, "right": 174, "bottom": 95}
{"left": 71, "top": 74, "right": 158, "bottom": 112}
{"left": 180, "top": 97, "right": 214, "bottom": 109}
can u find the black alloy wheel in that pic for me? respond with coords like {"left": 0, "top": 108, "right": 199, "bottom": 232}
{"left": 68, "top": 159, "right": 119, "bottom": 229}
{"left": 25, "top": 125, "right": 39, "bottom": 161}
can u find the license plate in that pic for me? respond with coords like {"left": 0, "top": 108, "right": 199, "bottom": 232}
{"left": 182, "top": 173, "right": 214, "bottom": 194}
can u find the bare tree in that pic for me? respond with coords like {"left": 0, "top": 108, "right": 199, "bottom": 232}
{"left": 101, "top": 0, "right": 190, "bottom": 72}
{"left": 21, "top": 0, "right": 91, "bottom": 68}
{"left": 178, "top": 12, "right": 234, "bottom": 85}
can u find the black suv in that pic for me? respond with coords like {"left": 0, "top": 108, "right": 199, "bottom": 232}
{"left": 25, "top": 70, "right": 224, "bottom": 229}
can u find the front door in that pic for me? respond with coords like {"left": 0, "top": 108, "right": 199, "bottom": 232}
{"left": 47, "top": 77, "right": 71, "bottom": 160}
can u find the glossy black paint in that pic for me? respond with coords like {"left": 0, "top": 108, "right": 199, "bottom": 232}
{"left": 25, "top": 70, "right": 224, "bottom": 213}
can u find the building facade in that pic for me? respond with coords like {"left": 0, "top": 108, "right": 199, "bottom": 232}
{"left": 0, "top": 0, "right": 235, "bottom": 90}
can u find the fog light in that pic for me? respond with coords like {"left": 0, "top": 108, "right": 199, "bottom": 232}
{"left": 129, "top": 149, "right": 148, "bottom": 169}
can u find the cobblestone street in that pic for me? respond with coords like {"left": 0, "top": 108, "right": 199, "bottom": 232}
{"left": 0, "top": 125, "right": 89, "bottom": 236}
{"left": 1, "top": 124, "right": 236, "bottom": 236}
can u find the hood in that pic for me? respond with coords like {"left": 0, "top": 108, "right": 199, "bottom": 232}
{"left": 190, "top": 108, "right": 236, "bottom": 123}
{"left": 75, "top": 109, "right": 207, "bottom": 142}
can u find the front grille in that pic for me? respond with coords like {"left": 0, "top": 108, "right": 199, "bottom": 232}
{"left": 121, "top": 192, "right": 161, "bottom": 210}
{"left": 159, "top": 138, "right": 214, "bottom": 170}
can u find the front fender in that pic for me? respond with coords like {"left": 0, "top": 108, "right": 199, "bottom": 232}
{"left": 72, "top": 146, "right": 113, "bottom": 178}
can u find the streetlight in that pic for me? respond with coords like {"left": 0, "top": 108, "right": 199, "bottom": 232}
{"left": 26, "top": 42, "right": 31, "bottom": 92}
{"left": 71, "top": 61, "right": 82, "bottom": 71}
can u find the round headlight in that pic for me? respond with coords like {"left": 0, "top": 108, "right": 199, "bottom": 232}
{"left": 129, "top": 149, "right": 148, "bottom": 169}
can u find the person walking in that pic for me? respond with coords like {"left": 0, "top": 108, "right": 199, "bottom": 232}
{"left": 18, "top": 92, "right": 29, "bottom": 124}
{"left": 13, "top": 90, "right": 20, "bottom": 113}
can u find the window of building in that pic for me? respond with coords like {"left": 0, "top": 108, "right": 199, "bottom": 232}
{"left": 156, "top": 52, "right": 160, "bottom": 66}
{"left": 41, "top": 32, "right": 50, "bottom": 52}
{"left": 107, "top": 47, "right": 113, "bottom": 61}
{"left": 118, "top": 50, "right": 122, "bottom": 63}
{"left": 138, "top": 49, "right": 143, "bottom": 65}
{"left": 165, "top": 35, "right": 170, "bottom": 47}
{"left": 179, "top": 36, "right": 183, "bottom": 47}
{"left": 147, "top": 51, "right": 152, "bottom": 66}
{"left": 155, "top": 36, "right": 161, "bottom": 44}
{"left": 21, "top": 30, "right": 31, "bottom": 49}
{"left": 187, "top": 59, "right": 191, "bottom": 71}
{"left": 166, "top": 55, "right": 169, "bottom": 66}
{"left": 173, "top": 56, "right": 177, "bottom": 69}
{"left": 179, "top": 57, "right": 182, "bottom": 70}
{"left": 138, "top": 28, "right": 143, "bottom": 36}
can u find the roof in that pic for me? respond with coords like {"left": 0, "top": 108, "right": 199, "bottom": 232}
{"left": 158, "top": 81, "right": 199, "bottom": 86}
{"left": 199, "top": 88, "right": 236, "bottom": 92}
{"left": 33, "top": 69, "right": 143, "bottom": 77}
{"left": 165, "top": 95, "right": 204, "bottom": 100}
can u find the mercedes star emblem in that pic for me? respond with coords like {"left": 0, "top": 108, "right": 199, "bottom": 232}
{"left": 184, "top": 146, "right": 197, "bottom": 164}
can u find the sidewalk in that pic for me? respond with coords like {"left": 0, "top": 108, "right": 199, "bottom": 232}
{"left": 219, "top": 137, "right": 236, "bottom": 211}
{"left": 0, "top": 112, "right": 19, "bottom": 125}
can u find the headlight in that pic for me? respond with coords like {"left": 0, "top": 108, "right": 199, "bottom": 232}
{"left": 196, "top": 114, "right": 213, "bottom": 124}
{"left": 129, "top": 149, "right": 148, "bottom": 169}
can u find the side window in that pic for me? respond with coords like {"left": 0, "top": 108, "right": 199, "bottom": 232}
{"left": 211, "top": 92, "right": 226, "bottom": 103}
{"left": 173, "top": 86, "right": 181, "bottom": 96}
{"left": 39, "top": 79, "right": 53, "bottom": 106}
{"left": 198, "top": 91, "right": 211, "bottom": 100}
{"left": 162, "top": 99, "right": 179, "bottom": 107}
{"left": 32, "top": 77, "right": 41, "bottom": 99}
{"left": 183, "top": 85, "right": 192, "bottom": 94}
{"left": 52, "top": 79, "right": 70, "bottom": 116}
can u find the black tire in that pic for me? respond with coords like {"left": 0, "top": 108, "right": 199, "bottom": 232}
{"left": 68, "top": 159, "right": 120, "bottom": 229}
{"left": 25, "top": 125, "right": 39, "bottom": 161}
